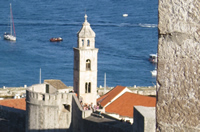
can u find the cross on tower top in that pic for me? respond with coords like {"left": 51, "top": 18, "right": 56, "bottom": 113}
{"left": 84, "top": 14, "right": 88, "bottom": 22}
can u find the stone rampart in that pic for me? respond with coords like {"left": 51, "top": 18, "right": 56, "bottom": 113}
{"left": 83, "top": 113, "right": 132, "bottom": 132}
{"left": 71, "top": 94, "right": 93, "bottom": 132}
{"left": 133, "top": 106, "right": 155, "bottom": 132}
{"left": 27, "top": 90, "right": 71, "bottom": 105}
{"left": 157, "top": 0, "right": 200, "bottom": 131}
{"left": 0, "top": 105, "right": 25, "bottom": 132}
{"left": 26, "top": 89, "right": 72, "bottom": 131}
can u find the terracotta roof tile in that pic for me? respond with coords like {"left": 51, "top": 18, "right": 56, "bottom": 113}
{"left": 0, "top": 98, "right": 26, "bottom": 110}
{"left": 105, "top": 92, "right": 156, "bottom": 118}
{"left": 97, "top": 85, "right": 126, "bottom": 107}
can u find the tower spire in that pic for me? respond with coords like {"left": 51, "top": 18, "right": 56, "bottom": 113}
{"left": 84, "top": 14, "right": 88, "bottom": 22}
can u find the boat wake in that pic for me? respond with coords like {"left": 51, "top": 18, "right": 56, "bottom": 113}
{"left": 95, "top": 23, "right": 157, "bottom": 28}
{"left": 118, "top": 23, "right": 137, "bottom": 27}
{"left": 14, "top": 21, "right": 157, "bottom": 29}
{"left": 138, "top": 23, "right": 157, "bottom": 28}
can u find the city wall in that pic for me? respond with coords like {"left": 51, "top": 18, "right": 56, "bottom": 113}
{"left": 26, "top": 87, "right": 72, "bottom": 131}
{"left": 133, "top": 106, "right": 155, "bottom": 132}
{"left": 157, "top": 0, "right": 200, "bottom": 131}
{"left": 83, "top": 119, "right": 132, "bottom": 132}
{"left": 26, "top": 84, "right": 136, "bottom": 132}
{"left": 0, "top": 105, "right": 25, "bottom": 132}
{"left": 71, "top": 94, "right": 92, "bottom": 132}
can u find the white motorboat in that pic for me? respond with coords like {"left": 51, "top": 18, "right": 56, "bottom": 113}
{"left": 151, "top": 69, "right": 157, "bottom": 76}
{"left": 4, "top": 3, "right": 16, "bottom": 41}
{"left": 123, "top": 14, "right": 128, "bottom": 17}
{"left": 149, "top": 53, "right": 157, "bottom": 63}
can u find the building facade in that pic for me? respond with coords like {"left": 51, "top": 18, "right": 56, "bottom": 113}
{"left": 73, "top": 14, "right": 98, "bottom": 105}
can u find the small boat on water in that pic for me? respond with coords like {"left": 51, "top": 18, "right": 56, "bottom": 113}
{"left": 50, "top": 37, "right": 63, "bottom": 42}
{"left": 4, "top": 3, "right": 16, "bottom": 41}
{"left": 149, "top": 53, "right": 157, "bottom": 63}
{"left": 123, "top": 14, "right": 128, "bottom": 17}
{"left": 151, "top": 69, "right": 157, "bottom": 76}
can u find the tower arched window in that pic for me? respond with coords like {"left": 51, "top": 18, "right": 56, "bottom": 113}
{"left": 86, "top": 59, "right": 91, "bottom": 71}
{"left": 85, "top": 82, "right": 91, "bottom": 93}
{"left": 87, "top": 40, "right": 90, "bottom": 47}
{"left": 85, "top": 83, "right": 88, "bottom": 93}
{"left": 82, "top": 39, "right": 84, "bottom": 47}
{"left": 88, "top": 82, "right": 91, "bottom": 93}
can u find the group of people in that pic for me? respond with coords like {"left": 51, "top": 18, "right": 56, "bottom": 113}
{"left": 69, "top": 91, "right": 102, "bottom": 112}
{"left": 80, "top": 102, "right": 100, "bottom": 112}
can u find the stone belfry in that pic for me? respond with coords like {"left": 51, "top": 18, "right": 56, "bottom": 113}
{"left": 73, "top": 14, "right": 98, "bottom": 105}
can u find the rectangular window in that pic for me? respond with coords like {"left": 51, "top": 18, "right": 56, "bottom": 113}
{"left": 46, "top": 84, "right": 49, "bottom": 93}
{"left": 85, "top": 83, "right": 88, "bottom": 93}
{"left": 88, "top": 82, "right": 91, "bottom": 93}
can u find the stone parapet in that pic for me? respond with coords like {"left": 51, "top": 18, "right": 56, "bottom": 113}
{"left": 157, "top": 0, "right": 200, "bottom": 131}
{"left": 26, "top": 85, "right": 72, "bottom": 131}
{"left": 133, "top": 106, "right": 155, "bottom": 132}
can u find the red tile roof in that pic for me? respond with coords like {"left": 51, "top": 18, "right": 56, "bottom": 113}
{"left": 105, "top": 92, "right": 156, "bottom": 118}
{"left": 97, "top": 85, "right": 126, "bottom": 107}
{"left": 0, "top": 98, "right": 26, "bottom": 110}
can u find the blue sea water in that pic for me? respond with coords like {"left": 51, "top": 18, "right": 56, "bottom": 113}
{"left": 0, "top": 0, "right": 158, "bottom": 87}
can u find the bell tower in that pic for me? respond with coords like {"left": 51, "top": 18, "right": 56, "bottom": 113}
{"left": 73, "top": 14, "right": 98, "bottom": 105}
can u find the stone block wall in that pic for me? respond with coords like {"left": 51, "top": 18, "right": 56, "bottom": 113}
{"left": 26, "top": 89, "right": 72, "bottom": 131}
{"left": 157, "top": 0, "right": 200, "bottom": 131}
{"left": 83, "top": 119, "right": 132, "bottom": 132}
{"left": 0, "top": 106, "right": 25, "bottom": 132}
{"left": 133, "top": 106, "right": 155, "bottom": 132}
{"left": 71, "top": 94, "right": 84, "bottom": 132}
